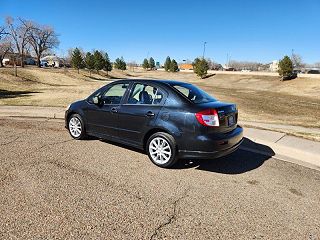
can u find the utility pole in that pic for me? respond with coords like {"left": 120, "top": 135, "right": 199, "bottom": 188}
{"left": 202, "top": 42, "right": 207, "bottom": 59}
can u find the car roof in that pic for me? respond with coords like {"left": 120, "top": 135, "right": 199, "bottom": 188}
{"left": 112, "top": 79, "right": 189, "bottom": 86}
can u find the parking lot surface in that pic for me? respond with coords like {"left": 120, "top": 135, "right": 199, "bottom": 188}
{"left": 1, "top": 118, "right": 320, "bottom": 239}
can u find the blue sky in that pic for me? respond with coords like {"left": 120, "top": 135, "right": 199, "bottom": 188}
{"left": 1, "top": 0, "right": 320, "bottom": 64}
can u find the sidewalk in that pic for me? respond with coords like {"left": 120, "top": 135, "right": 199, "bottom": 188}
{"left": 1, "top": 105, "right": 320, "bottom": 170}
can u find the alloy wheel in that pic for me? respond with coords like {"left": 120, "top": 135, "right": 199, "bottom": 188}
{"left": 149, "top": 137, "right": 172, "bottom": 164}
{"left": 69, "top": 116, "right": 82, "bottom": 138}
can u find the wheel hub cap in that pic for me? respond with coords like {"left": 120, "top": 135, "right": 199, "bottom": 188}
{"left": 149, "top": 137, "right": 172, "bottom": 164}
{"left": 69, "top": 117, "right": 82, "bottom": 138}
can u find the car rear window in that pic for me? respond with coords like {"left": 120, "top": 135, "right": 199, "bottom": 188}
{"left": 171, "top": 83, "right": 217, "bottom": 104}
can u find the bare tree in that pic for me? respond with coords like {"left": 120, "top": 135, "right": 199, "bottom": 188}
{"left": 0, "top": 37, "right": 12, "bottom": 67}
{"left": 228, "top": 60, "right": 262, "bottom": 71}
{"left": 291, "top": 53, "right": 304, "bottom": 69}
{"left": 26, "top": 22, "right": 59, "bottom": 67}
{"left": 206, "top": 58, "right": 222, "bottom": 70}
{"left": 6, "top": 16, "right": 33, "bottom": 67}
{"left": 0, "top": 26, "right": 8, "bottom": 40}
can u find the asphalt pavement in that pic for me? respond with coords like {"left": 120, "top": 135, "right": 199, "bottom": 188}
{"left": 1, "top": 117, "right": 320, "bottom": 239}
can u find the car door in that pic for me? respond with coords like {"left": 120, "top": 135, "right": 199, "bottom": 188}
{"left": 117, "top": 82, "right": 166, "bottom": 146}
{"left": 85, "top": 82, "right": 130, "bottom": 138}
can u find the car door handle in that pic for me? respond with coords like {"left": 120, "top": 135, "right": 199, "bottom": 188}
{"left": 111, "top": 107, "right": 118, "bottom": 113}
{"left": 145, "top": 111, "right": 155, "bottom": 117}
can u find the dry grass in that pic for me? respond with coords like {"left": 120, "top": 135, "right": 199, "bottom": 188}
{"left": 0, "top": 66, "right": 319, "bottom": 130}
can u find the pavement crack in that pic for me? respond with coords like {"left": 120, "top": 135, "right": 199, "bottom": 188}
{"left": 0, "top": 129, "right": 27, "bottom": 146}
{"left": 0, "top": 136, "right": 20, "bottom": 146}
{"left": 275, "top": 133, "right": 286, "bottom": 143}
{"left": 37, "top": 139, "right": 73, "bottom": 150}
{"left": 150, "top": 188, "right": 189, "bottom": 240}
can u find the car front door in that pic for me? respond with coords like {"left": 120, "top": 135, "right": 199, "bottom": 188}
{"left": 85, "top": 82, "right": 130, "bottom": 138}
{"left": 117, "top": 82, "right": 166, "bottom": 147}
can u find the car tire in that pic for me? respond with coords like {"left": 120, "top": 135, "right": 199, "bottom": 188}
{"left": 146, "top": 132, "right": 178, "bottom": 168}
{"left": 68, "top": 113, "right": 87, "bottom": 140}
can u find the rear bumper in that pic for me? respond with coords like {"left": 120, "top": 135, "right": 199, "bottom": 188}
{"left": 178, "top": 125, "right": 243, "bottom": 159}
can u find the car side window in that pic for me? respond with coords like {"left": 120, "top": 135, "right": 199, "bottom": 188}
{"left": 102, "top": 83, "right": 129, "bottom": 104}
{"left": 127, "top": 83, "right": 164, "bottom": 105}
{"left": 174, "top": 85, "right": 197, "bottom": 101}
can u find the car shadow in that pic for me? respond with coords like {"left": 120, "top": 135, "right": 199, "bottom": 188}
{"left": 98, "top": 137, "right": 274, "bottom": 174}
{"left": 173, "top": 138, "right": 275, "bottom": 174}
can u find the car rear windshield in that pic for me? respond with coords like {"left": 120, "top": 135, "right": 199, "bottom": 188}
{"left": 170, "top": 83, "right": 217, "bottom": 104}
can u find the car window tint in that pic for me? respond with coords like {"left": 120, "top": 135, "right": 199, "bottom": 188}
{"left": 172, "top": 83, "right": 217, "bottom": 104}
{"left": 174, "top": 86, "right": 192, "bottom": 99}
{"left": 103, "top": 83, "right": 129, "bottom": 104}
{"left": 128, "top": 83, "right": 164, "bottom": 105}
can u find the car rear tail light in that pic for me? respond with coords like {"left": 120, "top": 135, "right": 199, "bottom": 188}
{"left": 195, "top": 109, "right": 220, "bottom": 127}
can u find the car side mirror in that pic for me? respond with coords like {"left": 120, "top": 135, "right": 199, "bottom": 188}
{"left": 93, "top": 96, "right": 99, "bottom": 104}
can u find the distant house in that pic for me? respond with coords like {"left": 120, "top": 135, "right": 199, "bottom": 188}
{"left": 25, "top": 57, "right": 36, "bottom": 65}
{"left": 2, "top": 58, "right": 10, "bottom": 66}
{"left": 222, "top": 65, "right": 236, "bottom": 71}
{"left": 270, "top": 60, "right": 279, "bottom": 72}
{"left": 1, "top": 52, "right": 35, "bottom": 66}
{"left": 179, "top": 63, "right": 193, "bottom": 70}
{"left": 40, "top": 55, "right": 61, "bottom": 67}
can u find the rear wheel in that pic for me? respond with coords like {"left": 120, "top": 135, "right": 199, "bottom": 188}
{"left": 146, "top": 132, "right": 178, "bottom": 168}
{"left": 68, "top": 114, "right": 86, "bottom": 140}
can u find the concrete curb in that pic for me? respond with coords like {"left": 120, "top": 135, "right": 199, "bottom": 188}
{"left": 243, "top": 128, "right": 320, "bottom": 171}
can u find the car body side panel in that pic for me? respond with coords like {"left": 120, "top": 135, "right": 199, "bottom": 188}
{"left": 117, "top": 104, "right": 163, "bottom": 146}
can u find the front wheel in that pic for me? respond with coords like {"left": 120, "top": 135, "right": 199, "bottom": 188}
{"left": 146, "top": 132, "right": 178, "bottom": 168}
{"left": 68, "top": 114, "right": 86, "bottom": 140}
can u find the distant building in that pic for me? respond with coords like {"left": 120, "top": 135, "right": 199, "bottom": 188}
{"left": 2, "top": 58, "right": 10, "bottom": 66}
{"left": 179, "top": 63, "right": 193, "bottom": 70}
{"left": 1, "top": 52, "right": 35, "bottom": 66}
{"left": 222, "top": 65, "right": 236, "bottom": 71}
{"left": 270, "top": 60, "right": 279, "bottom": 72}
{"left": 40, "top": 55, "right": 61, "bottom": 67}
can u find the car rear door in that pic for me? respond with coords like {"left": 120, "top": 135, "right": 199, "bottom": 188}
{"left": 117, "top": 82, "right": 167, "bottom": 147}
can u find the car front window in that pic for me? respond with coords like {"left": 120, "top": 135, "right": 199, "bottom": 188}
{"left": 102, "top": 83, "right": 129, "bottom": 104}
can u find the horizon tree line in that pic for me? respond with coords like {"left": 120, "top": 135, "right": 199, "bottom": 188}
{"left": 70, "top": 48, "right": 127, "bottom": 75}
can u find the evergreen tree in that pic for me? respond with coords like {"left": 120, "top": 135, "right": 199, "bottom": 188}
{"left": 142, "top": 58, "right": 149, "bottom": 69}
{"left": 278, "top": 55, "right": 293, "bottom": 79}
{"left": 85, "top": 52, "right": 95, "bottom": 76}
{"left": 114, "top": 57, "right": 126, "bottom": 71}
{"left": 149, "top": 57, "right": 155, "bottom": 70}
{"left": 170, "top": 59, "right": 178, "bottom": 72}
{"left": 71, "top": 48, "right": 84, "bottom": 74}
{"left": 119, "top": 57, "right": 127, "bottom": 71}
{"left": 193, "top": 58, "right": 209, "bottom": 78}
{"left": 114, "top": 58, "right": 121, "bottom": 69}
{"left": 93, "top": 50, "right": 105, "bottom": 74}
{"left": 104, "top": 52, "right": 112, "bottom": 76}
{"left": 164, "top": 56, "right": 171, "bottom": 71}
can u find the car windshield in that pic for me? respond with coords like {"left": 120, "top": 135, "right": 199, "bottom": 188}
{"left": 170, "top": 83, "right": 217, "bottom": 104}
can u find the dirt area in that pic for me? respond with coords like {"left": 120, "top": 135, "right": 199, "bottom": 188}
{"left": 0, "top": 66, "right": 319, "bottom": 130}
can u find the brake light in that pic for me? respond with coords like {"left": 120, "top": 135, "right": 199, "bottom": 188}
{"left": 195, "top": 109, "right": 220, "bottom": 127}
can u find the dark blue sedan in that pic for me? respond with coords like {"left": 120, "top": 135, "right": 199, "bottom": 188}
{"left": 65, "top": 79, "right": 243, "bottom": 168}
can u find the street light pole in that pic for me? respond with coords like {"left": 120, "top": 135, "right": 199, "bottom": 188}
{"left": 202, "top": 42, "right": 207, "bottom": 59}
